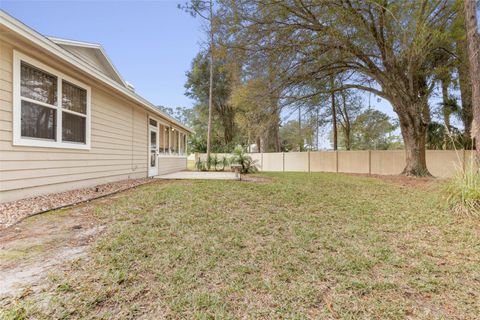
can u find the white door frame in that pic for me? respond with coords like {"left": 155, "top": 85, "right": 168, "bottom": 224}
{"left": 148, "top": 119, "right": 159, "bottom": 177}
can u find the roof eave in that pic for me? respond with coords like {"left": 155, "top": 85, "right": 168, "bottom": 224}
{"left": 48, "top": 36, "right": 130, "bottom": 89}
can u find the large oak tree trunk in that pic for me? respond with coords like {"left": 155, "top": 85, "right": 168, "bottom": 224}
{"left": 400, "top": 119, "right": 429, "bottom": 176}
{"left": 395, "top": 101, "right": 430, "bottom": 176}
{"left": 464, "top": 0, "right": 480, "bottom": 156}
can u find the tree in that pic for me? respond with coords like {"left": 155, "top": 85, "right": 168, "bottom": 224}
{"left": 319, "top": 88, "right": 364, "bottom": 150}
{"left": 456, "top": 36, "right": 474, "bottom": 146}
{"left": 426, "top": 121, "right": 465, "bottom": 149}
{"left": 280, "top": 117, "right": 316, "bottom": 151}
{"left": 441, "top": 0, "right": 473, "bottom": 148}
{"left": 464, "top": 0, "right": 480, "bottom": 155}
{"left": 185, "top": 52, "right": 236, "bottom": 147}
{"left": 219, "top": 0, "right": 458, "bottom": 175}
{"left": 156, "top": 105, "right": 191, "bottom": 125}
{"left": 330, "top": 76, "right": 338, "bottom": 151}
{"left": 180, "top": 0, "right": 217, "bottom": 161}
{"left": 351, "top": 110, "right": 401, "bottom": 150}
{"left": 337, "top": 90, "right": 365, "bottom": 150}
{"left": 229, "top": 78, "right": 273, "bottom": 151}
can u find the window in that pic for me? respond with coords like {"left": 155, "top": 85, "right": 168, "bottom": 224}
{"left": 13, "top": 51, "right": 91, "bottom": 149}
{"left": 62, "top": 81, "right": 87, "bottom": 143}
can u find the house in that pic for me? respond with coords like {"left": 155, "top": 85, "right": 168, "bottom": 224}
{"left": 0, "top": 11, "right": 192, "bottom": 203}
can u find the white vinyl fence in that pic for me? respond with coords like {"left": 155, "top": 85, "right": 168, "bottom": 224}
{"left": 196, "top": 150, "right": 478, "bottom": 178}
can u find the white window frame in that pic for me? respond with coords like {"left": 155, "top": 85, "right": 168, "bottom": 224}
{"left": 148, "top": 116, "right": 159, "bottom": 176}
{"left": 13, "top": 50, "right": 91, "bottom": 150}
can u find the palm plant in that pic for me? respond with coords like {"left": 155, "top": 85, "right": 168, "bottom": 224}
{"left": 195, "top": 158, "right": 208, "bottom": 171}
{"left": 220, "top": 156, "right": 229, "bottom": 171}
{"left": 230, "top": 145, "right": 258, "bottom": 174}
{"left": 208, "top": 155, "right": 221, "bottom": 171}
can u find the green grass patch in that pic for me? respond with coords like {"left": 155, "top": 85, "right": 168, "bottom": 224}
{"left": 2, "top": 173, "right": 479, "bottom": 319}
{"left": 0, "top": 244, "right": 46, "bottom": 261}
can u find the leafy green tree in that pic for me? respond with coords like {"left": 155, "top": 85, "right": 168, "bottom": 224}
{"left": 229, "top": 78, "right": 273, "bottom": 151}
{"left": 351, "top": 110, "right": 401, "bottom": 150}
{"left": 185, "top": 52, "right": 237, "bottom": 147}
{"left": 321, "top": 89, "right": 365, "bottom": 150}
{"left": 426, "top": 121, "right": 466, "bottom": 150}
{"left": 280, "top": 117, "right": 316, "bottom": 152}
{"left": 217, "top": 0, "right": 459, "bottom": 175}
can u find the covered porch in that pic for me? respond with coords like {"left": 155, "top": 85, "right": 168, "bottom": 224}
{"left": 148, "top": 117, "right": 189, "bottom": 177}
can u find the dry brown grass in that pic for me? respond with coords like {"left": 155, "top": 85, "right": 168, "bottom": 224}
{"left": 1, "top": 173, "right": 479, "bottom": 319}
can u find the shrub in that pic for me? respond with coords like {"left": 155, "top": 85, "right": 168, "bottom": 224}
{"left": 207, "top": 155, "right": 219, "bottom": 171}
{"left": 444, "top": 166, "right": 480, "bottom": 216}
{"left": 195, "top": 159, "right": 208, "bottom": 171}
{"left": 205, "top": 154, "right": 229, "bottom": 171}
{"left": 230, "top": 145, "right": 258, "bottom": 174}
{"left": 220, "top": 156, "right": 229, "bottom": 171}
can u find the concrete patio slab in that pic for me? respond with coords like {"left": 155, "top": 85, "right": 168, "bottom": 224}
{"left": 155, "top": 171, "right": 239, "bottom": 180}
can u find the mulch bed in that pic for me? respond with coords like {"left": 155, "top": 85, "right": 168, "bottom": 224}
{"left": 0, "top": 178, "right": 154, "bottom": 230}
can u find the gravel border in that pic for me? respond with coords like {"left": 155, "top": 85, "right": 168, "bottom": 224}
{"left": 0, "top": 178, "right": 155, "bottom": 229}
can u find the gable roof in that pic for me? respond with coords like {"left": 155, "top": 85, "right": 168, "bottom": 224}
{"left": 47, "top": 36, "right": 128, "bottom": 88}
{"left": 0, "top": 10, "right": 192, "bottom": 133}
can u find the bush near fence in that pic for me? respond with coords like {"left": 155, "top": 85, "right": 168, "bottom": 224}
{"left": 195, "top": 150, "right": 478, "bottom": 178}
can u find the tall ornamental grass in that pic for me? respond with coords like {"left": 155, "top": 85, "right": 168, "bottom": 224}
{"left": 445, "top": 164, "right": 480, "bottom": 217}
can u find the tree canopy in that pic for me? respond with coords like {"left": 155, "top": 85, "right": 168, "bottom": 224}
{"left": 181, "top": 0, "right": 478, "bottom": 176}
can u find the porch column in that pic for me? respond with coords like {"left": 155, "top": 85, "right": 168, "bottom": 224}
{"left": 169, "top": 127, "right": 172, "bottom": 155}
{"left": 177, "top": 131, "right": 180, "bottom": 155}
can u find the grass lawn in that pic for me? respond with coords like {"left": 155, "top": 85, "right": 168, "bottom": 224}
{"left": 2, "top": 173, "right": 479, "bottom": 319}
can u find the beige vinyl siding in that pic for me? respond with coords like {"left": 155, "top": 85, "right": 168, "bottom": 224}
{"left": 56, "top": 44, "right": 124, "bottom": 85}
{"left": 0, "top": 39, "right": 149, "bottom": 202}
{"left": 158, "top": 156, "right": 188, "bottom": 175}
{"left": 0, "top": 30, "right": 189, "bottom": 203}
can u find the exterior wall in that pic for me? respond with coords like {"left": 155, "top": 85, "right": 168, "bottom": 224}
{"left": 56, "top": 44, "right": 123, "bottom": 85}
{"left": 158, "top": 156, "right": 187, "bottom": 175}
{"left": 0, "top": 35, "right": 186, "bottom": 203}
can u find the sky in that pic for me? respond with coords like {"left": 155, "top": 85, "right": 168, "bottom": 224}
{"left": 0, "top": 0, "right": 204, "bottom": 108}
{"left": 1, "top": 1, "right": 472, "bottom": 149}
